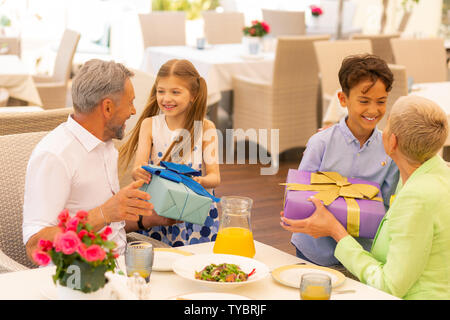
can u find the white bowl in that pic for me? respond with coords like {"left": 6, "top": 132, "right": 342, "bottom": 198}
{"left": 172, "top": 253, "right": 269, "bottom": 289}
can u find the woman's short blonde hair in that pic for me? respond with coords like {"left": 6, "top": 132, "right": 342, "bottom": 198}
{"left": 387, "top": 95, "right": 448, "bottom": 163}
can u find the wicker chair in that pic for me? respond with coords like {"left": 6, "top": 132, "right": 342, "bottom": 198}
{"left": 314, "top": 39, "right": 372, "bottom": 111}
{"left": 262, "top": 9, "right": 306, "bottom": 36}
{"left": 138, "top": 12, "right": 186, "bottom": 48}
{"left": 0, "top": 107, "right": 73, "bottom": 136}
{"left": 390, "top": 38, "right": 448, "bottom": 83}
{"left": 351, "top": 33, "right": 400, "bottom": 64}
{"left": 377, "top": 64, "right": 408, "bottom": 130}
{"left": 0, "top": 131, "right": 49, "bottom": 271}
{"left": 33, "top": 29, "right": 80, "bottom": 109}
{"left": 202, "top": 11, "right": 244, "bottom": 45}
{"left": 232, "top": 35, "right": 330, "bottom": 162}
{"left": 0, "top": 37, "right": 21, "bottom": 57}
{"left": 0, "top": 87, "right": 9, "bottom": 107}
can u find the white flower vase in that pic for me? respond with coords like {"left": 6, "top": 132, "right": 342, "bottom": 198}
{"left": 247, "top": 37, "right": 262, "bottom": 55}
{"left": 56, "top": 281, "right": 112, "bottom": 300}
{"left": 310, "top": 16, "right": 321, "bottom": 29}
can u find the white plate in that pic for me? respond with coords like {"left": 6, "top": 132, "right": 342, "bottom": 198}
{"left": 172, "top": 253, "right": 270, "bottom": 289}
{"left": 172, "top": 292, "right": 251, "bottom": 300}
{"left": 271, "top": 264, "right": 346, "bottom": 288}
{"left": 153, "top": 248, "right": 193, "bottom": 271}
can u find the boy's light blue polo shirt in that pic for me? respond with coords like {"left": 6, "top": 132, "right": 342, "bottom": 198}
{"left": 291, "top": 117, "right": 399, "bottom": 266}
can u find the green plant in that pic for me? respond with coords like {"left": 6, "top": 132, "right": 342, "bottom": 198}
{"left": 152, "top": 0, "right": 219, "bottom": 20}
{"left": 0, "top": 15, "right": 11, "bottom": 27}
{"left": 243, "top": 20, "right": 270, "bottom": 37}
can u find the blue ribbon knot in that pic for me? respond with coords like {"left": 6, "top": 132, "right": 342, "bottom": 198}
{"left": 141, "top": 161, "right": 220, "bottom": 203}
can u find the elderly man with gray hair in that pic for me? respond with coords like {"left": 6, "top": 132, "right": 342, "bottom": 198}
{"left": 23, "top": 59, "right": 174, "bottom": 262}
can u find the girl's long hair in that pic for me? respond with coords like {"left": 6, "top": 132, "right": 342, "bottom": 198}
{"left": 119, "top": 59, "right": 208, "bottom": 172}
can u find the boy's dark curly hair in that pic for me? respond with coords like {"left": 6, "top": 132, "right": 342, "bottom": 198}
{"left": 338, "top": 54, "right": 393, "bottom": 96}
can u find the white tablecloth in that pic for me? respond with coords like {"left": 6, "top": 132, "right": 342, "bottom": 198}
{"left": 0, "top": 240, "right": 398, "bottom": 300}
{"left": 141, "top": 44, "right": 275, "bottom": 100}
{"left": 410, "top": 82, "right": 450, "bottom": 147}
{"left": 0, "top": 55, "right": 42, "bottom": 106}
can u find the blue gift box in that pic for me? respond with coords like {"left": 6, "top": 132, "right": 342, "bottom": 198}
{"left": 140, "top": 161, "right": 220, "bottom": 225}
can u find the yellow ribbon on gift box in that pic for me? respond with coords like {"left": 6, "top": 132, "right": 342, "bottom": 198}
{"left": 281, "top": 171, "right": 383, "bottom": 237}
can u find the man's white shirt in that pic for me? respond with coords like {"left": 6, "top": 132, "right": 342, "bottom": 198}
{"left": 22, "top": 115, "right": 126, "bottom": 254}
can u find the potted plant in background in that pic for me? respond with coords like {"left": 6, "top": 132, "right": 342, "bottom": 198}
{"left": 33, "top": 210, "right": 119, "bottom": 299}
{"left": 309, "top": 5, "right": 323, "bottom": 28}
{"left": 242, "top": 20, "right": 270, "bottom": 55}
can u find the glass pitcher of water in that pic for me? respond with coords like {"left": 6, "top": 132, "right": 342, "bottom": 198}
{"left": 213, "top": 196, "right": 256, "bottom": 258}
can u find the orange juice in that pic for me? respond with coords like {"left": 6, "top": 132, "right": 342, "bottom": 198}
{"left": 127, "top": 269, "right": 151, "bottom": 282}
{"left": 300, "top": 285, "right": 331, "bottom": 300}
{"left": 213, "top": 227, "right": 256, "bottom": 258}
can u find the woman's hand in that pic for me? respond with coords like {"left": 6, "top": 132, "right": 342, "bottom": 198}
{"left": 132, "top": 166, "right": 152, "bottom": 184}
{"left": 280, "top": 197, "right": 349, "bottom": 242}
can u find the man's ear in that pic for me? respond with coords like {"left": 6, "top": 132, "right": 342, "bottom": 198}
{"left": 101, "top": 98, "right": 114, "bottom": 120}
{"left": 337, "top": 91, "right": 347, "bottom": 108}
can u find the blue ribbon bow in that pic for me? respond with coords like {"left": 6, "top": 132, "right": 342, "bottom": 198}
{"left": 141, "top": 161, "right": 220, "bottom": 203}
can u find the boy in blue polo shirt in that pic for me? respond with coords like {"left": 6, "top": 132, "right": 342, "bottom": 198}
{"left": 291, "top": 54, "right": 399, "bottom": 266}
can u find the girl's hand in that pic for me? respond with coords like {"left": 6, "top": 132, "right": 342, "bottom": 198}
{"left": 192, "top": 176, "right": 204, "bottom": 186}
{"left": 132, "top": 167, "right": 152, "bottom": 184}
{"left": 280, "top": 197, "right": 349, "bottom": 242}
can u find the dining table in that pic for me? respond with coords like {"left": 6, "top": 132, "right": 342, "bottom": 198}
{"left": 0, "top": 55, "right": 42, "bottom": 106}
{"left": 0, "top": 240, "right": 398, "bottom": 300}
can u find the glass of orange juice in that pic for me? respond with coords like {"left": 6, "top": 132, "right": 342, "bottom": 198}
{"left": 213, "top": 196, "right": 256, "bottom": 258}
{"left": 125, "top": 241, "right": 154, "bottom": 283}
{"left": 300, "top": 273, "right": 332, "bottom": 300}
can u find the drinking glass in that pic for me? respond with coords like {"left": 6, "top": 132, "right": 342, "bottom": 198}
{"left": 299, "top": 273, "right": 332, "bottom": 300}
{"left": 196, "top": 37, "right": 206, "bottom": 50}
{"left": 213, "top": 196, "right": 256, "bottom": 258}
{"left": 125, "top": 241, "right": 154, "bottom": 283}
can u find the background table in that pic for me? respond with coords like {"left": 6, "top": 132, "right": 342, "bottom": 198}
{"left": 0, "top": 240, "right": 398, "bottom": 300}
{"left": 0, "top": 55, "right": 42, "bottom": 106}
{"left": 411, "top": 82, "right": 450, "bottom": 147}
{"left": 141, "top": 44, "right": 274, "bottom": 128}
{"left": 141, "top": 44, "right": 274, "bottom": 98}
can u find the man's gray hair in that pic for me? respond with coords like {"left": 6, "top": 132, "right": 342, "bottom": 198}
{"left": 71, "top": 59, "right": 134, "bottom": 113}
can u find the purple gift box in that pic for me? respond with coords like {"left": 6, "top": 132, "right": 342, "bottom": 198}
{"left": 283, "top": 169, "right": 386, "bottom": 238}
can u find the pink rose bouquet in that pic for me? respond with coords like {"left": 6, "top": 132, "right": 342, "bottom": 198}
{"left": 243, "top": 20, "right": 270, "bottom": 37}
{"left": 32, "top": 209, "right": 118, "bottom": 293}
{"left": 310, "top": 5, "right": 323, "bottom": 17}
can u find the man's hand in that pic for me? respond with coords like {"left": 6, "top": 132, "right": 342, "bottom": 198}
{"left": 102, "top": 179, "right": 153, "bottom": 222}
{"left": 280, "top": 197, "right": 348, "bottom": 242}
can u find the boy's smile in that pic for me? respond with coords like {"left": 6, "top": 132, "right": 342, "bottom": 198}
{"left": 338, "top": 79, "right": 388, "bottom": 146}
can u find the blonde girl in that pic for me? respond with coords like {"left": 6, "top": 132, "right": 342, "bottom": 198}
{"left": 119, "top": 59, "right": 220, "bottom": 246}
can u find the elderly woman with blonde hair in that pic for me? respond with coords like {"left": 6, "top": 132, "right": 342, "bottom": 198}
{"left": 281, "top": 95, "right": 450, "bottom": 300}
